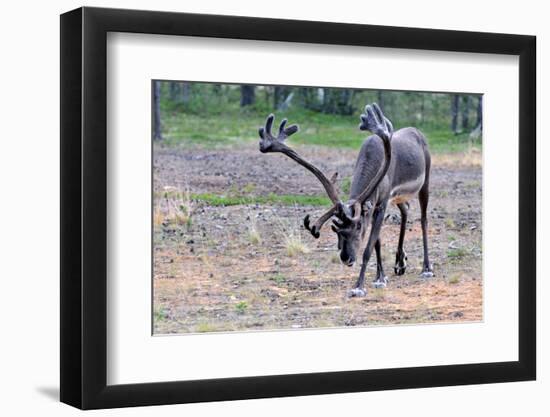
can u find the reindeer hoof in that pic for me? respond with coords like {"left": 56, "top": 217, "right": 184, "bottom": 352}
{"left": 372, "top": 276, "right": 388, "bottom": 288}
{"left": 347, "top": 288, "right": 367, "bottom": 298}
{"left": 421, "top": 270, "right": 434, "bottom": 278}
{"left": 394, "top": 265, "right": 406, "bottom": 276}
{"left": 394, "top": 252, "right": 407, "bottom": 276}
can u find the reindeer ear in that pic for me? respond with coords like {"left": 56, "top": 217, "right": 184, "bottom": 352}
{"left": 258, "top": 127, "right": 265, "bottom": 139}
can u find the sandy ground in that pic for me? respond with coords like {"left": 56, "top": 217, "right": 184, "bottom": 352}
{"left": 153, "top": 143, "right": 482, "bottom": 333}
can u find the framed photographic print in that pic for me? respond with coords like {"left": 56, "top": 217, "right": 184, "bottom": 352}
{"left": 60, "top": 6, "right": 536, "bottom": 410}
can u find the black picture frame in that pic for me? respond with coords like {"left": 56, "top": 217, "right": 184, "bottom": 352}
{"left": 60, "top": 6, "right": 536, "bottom": 410}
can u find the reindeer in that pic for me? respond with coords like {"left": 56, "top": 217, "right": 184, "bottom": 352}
{"left": 258, "top": 103, "right": 434, "bottom": 297}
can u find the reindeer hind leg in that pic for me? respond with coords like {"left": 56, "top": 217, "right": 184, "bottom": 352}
{"left": 394, "top": 202, "right": 408, "bottom": 276}
{"left": 419, "top": 183, "right": 434, "bottom": 278}
{"left": 374, "top": 238, "right": 388, "bottom": 287}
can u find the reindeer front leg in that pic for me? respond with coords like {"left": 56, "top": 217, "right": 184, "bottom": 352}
{"left": 349, "top": 201, "right": 388, "bottom": 297}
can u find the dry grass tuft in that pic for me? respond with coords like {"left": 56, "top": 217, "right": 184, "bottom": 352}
{"left": 285, "top": 234, "right": 310, "bottom": 257}
{"left": 432, "top": 146, "right": 482, "bottom": 168}
{"left": 271, "top": 211, "right": 311, "bottom": 257}
{"left": 154, "top": 184, "right": 193, "bottom": 227}
{"left": 247, "top": 213, "right": 262, "bottom": 245}
{"left": 448, "top": 275, "right": 461, "bottom": 285}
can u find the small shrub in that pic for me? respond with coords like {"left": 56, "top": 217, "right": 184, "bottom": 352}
{"left": 270, "top": 273, "right": 286, "bottom": 284}
{"left": 154, "top": 307, "right": 168, "bottom": 322}
{"left": 235, "top": 301, "right": 248, "bottom": 314}
{"left": 445, "top": 218, "right": 456, "bottom": 228}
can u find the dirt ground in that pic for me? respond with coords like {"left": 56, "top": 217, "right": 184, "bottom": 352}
{"left": 153, "top": 143, "right": 482, "bottom": 334}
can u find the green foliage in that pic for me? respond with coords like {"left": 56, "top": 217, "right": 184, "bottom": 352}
{"left": 270, "top": 273, "right": 286, "bottom": 284}
{"left": 157, "top": 81, "right": 482, "bottom": 154}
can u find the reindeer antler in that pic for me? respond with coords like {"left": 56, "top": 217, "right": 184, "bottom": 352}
{"left": 259, "top": 114, "right": 341, "bottom": 238}
{"left": 258, "top": 104, "right": 393, "bottom": 239}
{"left": 351, "top": 103, "right": 394, "bottom": 205}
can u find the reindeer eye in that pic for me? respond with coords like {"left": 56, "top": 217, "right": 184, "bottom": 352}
{"left": 356, "top": 222, "right": 362, "bottom": 230}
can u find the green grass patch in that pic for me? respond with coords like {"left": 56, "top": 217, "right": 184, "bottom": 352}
{"left": 190, "top": 192, "right": 330, "bottom": 207}
{"left": 341, "top": 176, "right": 352, "bottom": 194}
{"left": 160, "top": 109, "right": 481, "bottom": 154}
{"left": 447, "top": 248, "right": 469, "bottom": 259}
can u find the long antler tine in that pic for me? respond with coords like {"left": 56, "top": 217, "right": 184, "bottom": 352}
{"left": 283, "top": 124, "right": 299, "bottom": 137}
{"left": 277, "top": 118, "right": 299, "bottom": 139}
{"left": 278, "top": 118, "right": 288, "bottom": 135}
{"left": 373, "top": 102, "right": 393, "bottom": 135}
{"left": 372, "top": 103, "right": 385, "bottom": 123}
{"left": 385, "top": 117, "right": 394, "bottom": 134}
{"left": 265, "top": 114, "right": 275, "bottom": 136}
{"left": 366, "top": 104, "right": 379, "bottom": 124}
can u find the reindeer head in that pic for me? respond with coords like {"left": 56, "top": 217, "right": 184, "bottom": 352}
{"left": 330, "top": 201, "right": 373, "bottom": 266}
{"left": 259, "top": 103, "right": 393, "bottom": 267}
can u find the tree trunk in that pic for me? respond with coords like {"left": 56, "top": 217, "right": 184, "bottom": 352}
{"left": 461, "top": 95, "right": 471, "bottom": 130}
{"left": 240, "top": 85, "right": 256, "bottom": 107}
{"left": 475, "top": 96, "right": 483, "bottom": 130}
{"left": 337, "top": 89, "right": 354, "bottom": 115}
{"left": 451, "top": 94, "right": 459, "bottom": 134}
{"left": 322, "top": 88, "right": 336, "bottom": 113}
{"left": 153, "top": 81, "right": 162, "bottom": 141}
{"left": 419, "top": 94, "right": 425, "bottom": 124}
{"left": 278, "top": 92, "right": 294, "bottom": 110}
{"left": 169, "top": 82, "right": 179, "bottom": 102}
{"left": 299, "top": 88, "right": 315, "bottom": 110}
{"left": 274, "top": 86, "right": 287, "bottom": 109}
{"left": 181, "top": 82, "right": 190, "bottom": 105}
{"left": 377, "top": 91, "right": 384, "bottom": 110}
